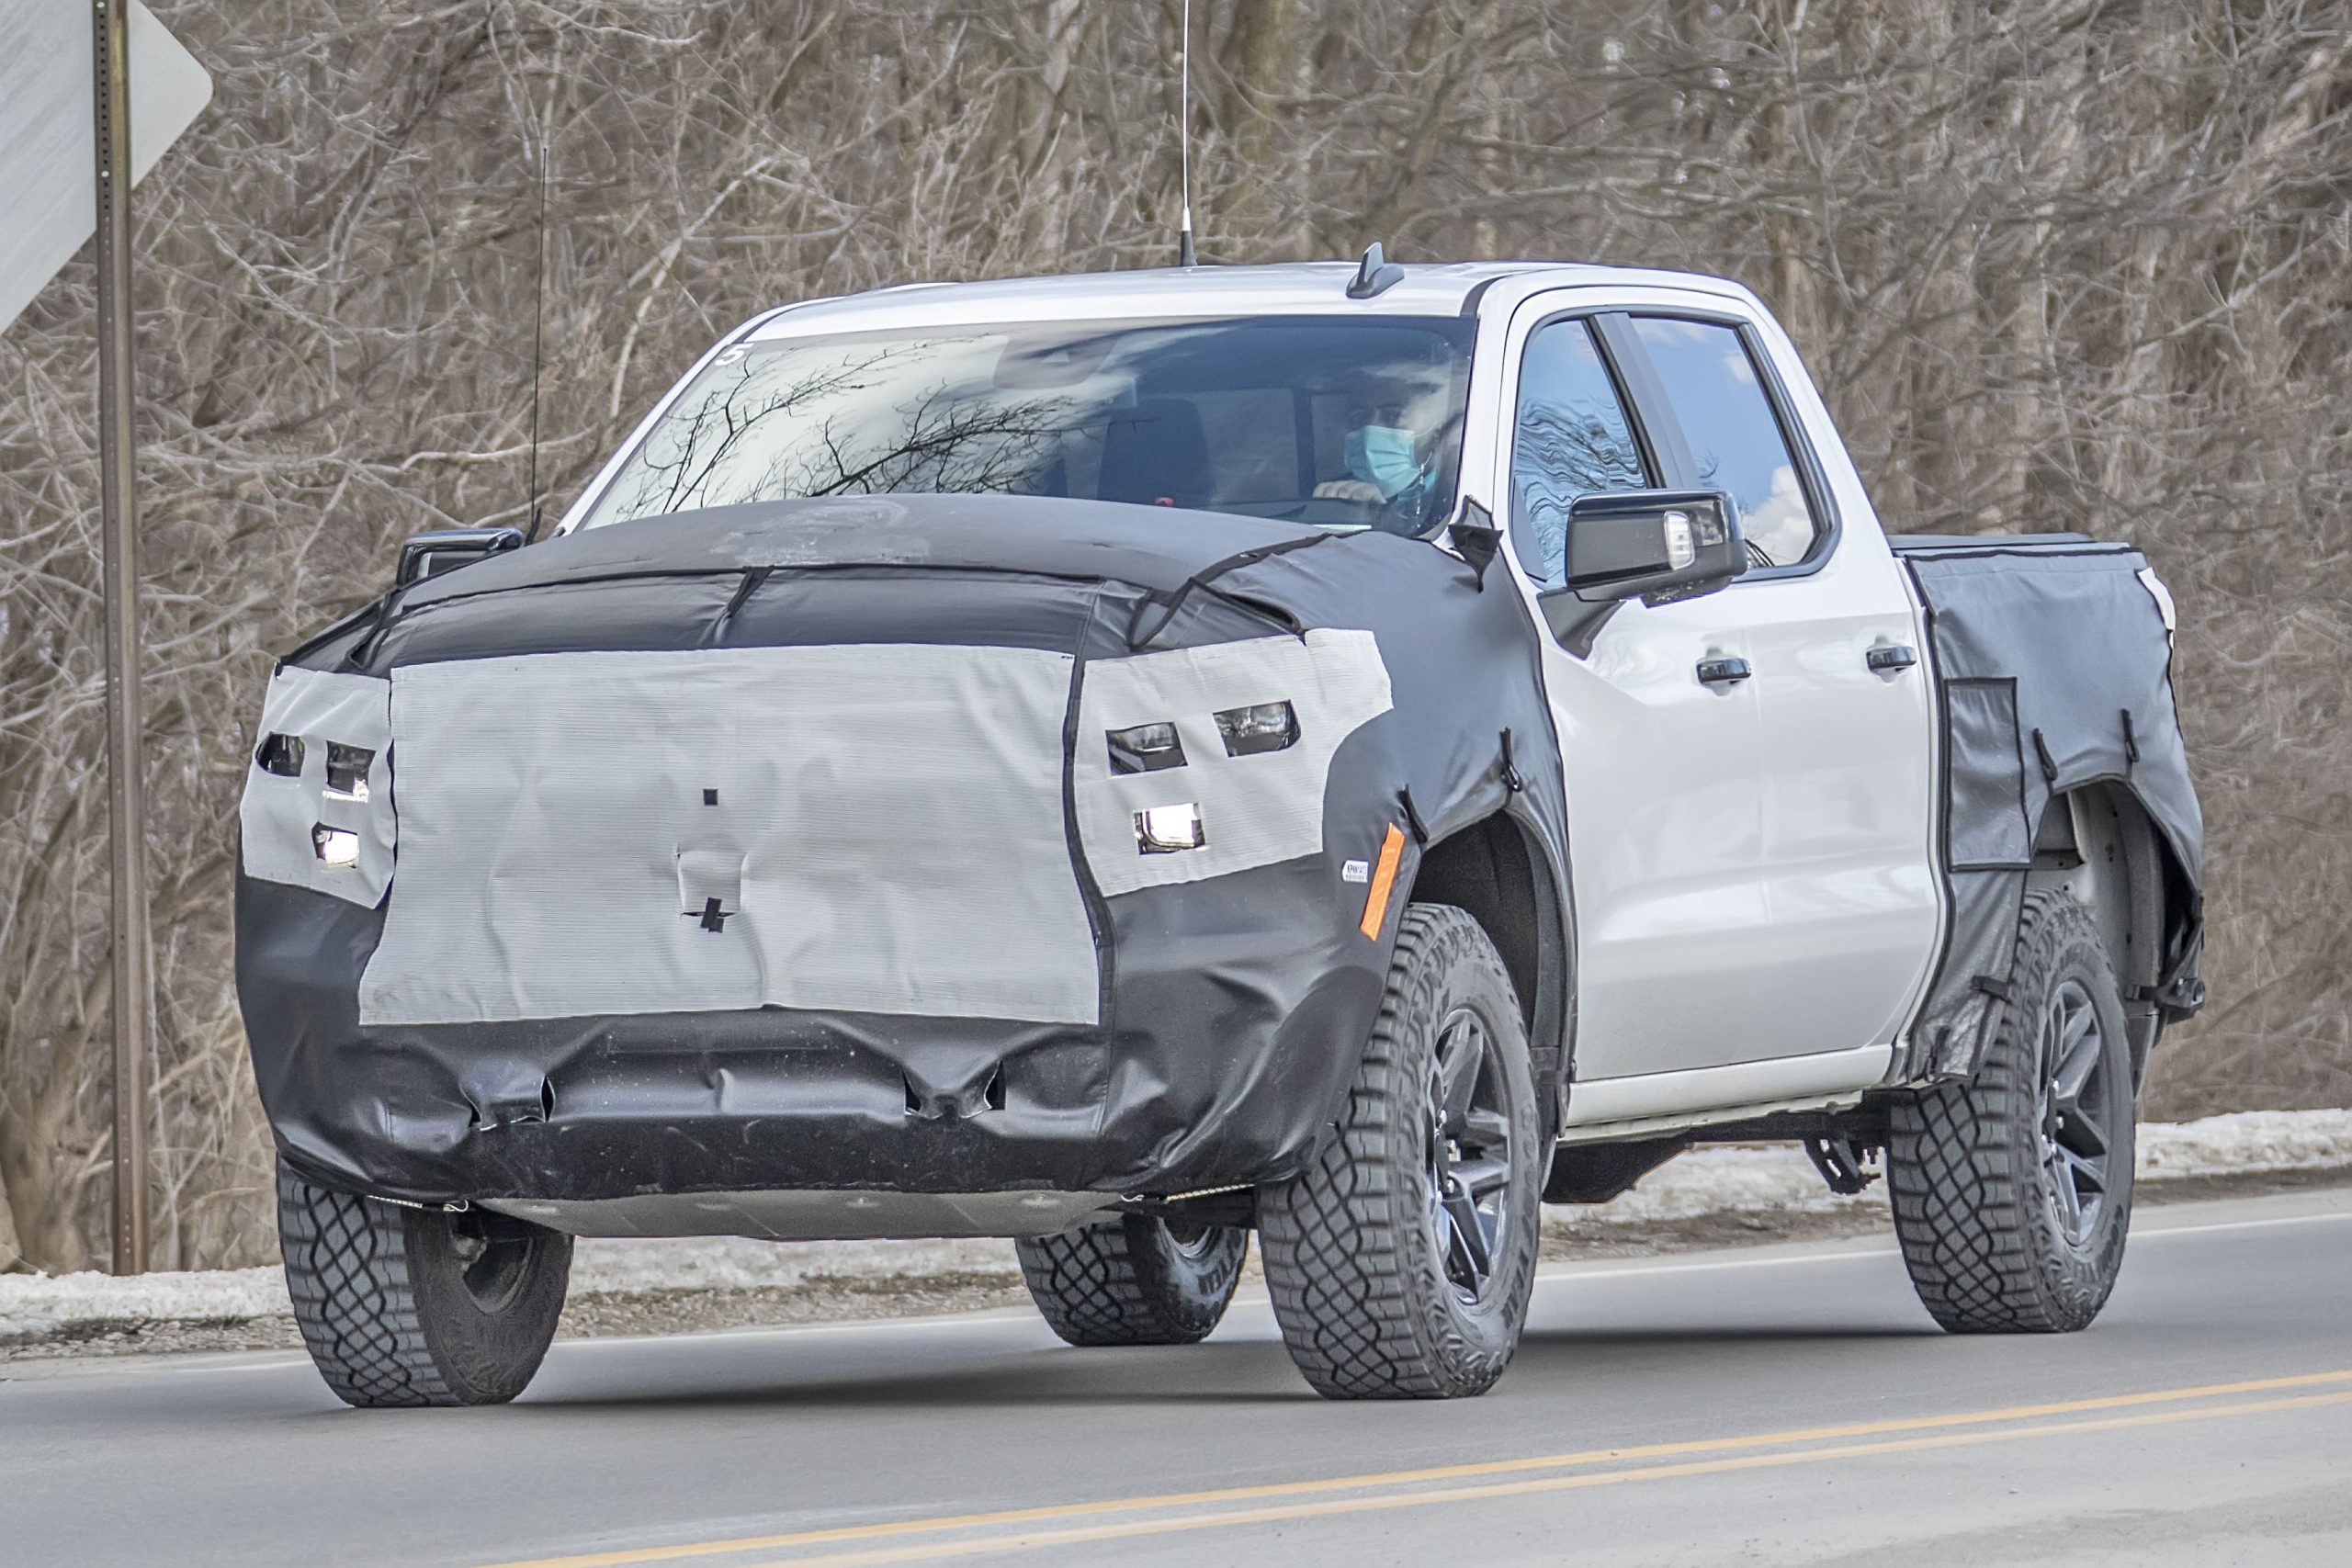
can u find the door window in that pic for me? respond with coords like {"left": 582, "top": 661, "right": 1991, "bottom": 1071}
{"left": 1509, "top": 320, "right": 1652, "bottom": 587}
{"left": 1628, "top": 318, "right": 1823, "bottom": 568}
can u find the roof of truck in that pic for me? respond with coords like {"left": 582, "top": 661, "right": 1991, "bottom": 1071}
{"left": 743, "top": 260, "right": 1758, "bottom": 339}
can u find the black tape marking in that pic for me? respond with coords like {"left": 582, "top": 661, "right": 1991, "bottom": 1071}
{"left": 1398, "top": 786, "right": 1430, "bottom": 846}
{"left": 1125, "top": 534, "right": 1329, "bottom": 649}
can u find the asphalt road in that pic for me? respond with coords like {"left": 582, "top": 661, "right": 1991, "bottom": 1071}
{"left": 4, "top": 1187, "right": 2347, "bottom": 1568}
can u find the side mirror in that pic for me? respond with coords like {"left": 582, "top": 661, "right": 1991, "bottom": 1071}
{"left": 1561, "top": 490, "right": 1744, "bottom": 601}
{"left": 396, "top": 525, "right": 526, "bottom": 587}
{"left": 1533, "top": 490, "right": 1745, "bottom": 650}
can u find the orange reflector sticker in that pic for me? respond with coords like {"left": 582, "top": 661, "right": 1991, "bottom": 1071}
{"left": 1359, "top": 823, "right": 1408, "bottom": 940}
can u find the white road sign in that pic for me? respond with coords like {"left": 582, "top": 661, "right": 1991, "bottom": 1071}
{"left": 0, "top": 1, "right": 212, "bottom": 334}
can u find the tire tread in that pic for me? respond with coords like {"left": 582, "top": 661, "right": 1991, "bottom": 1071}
{"left": 1014, "top": 1217, "right": 1243, "bottom": 1347}
{"left": 1888, "top": 889, "right": 2134, "bottom": 1334}
{"left": 277, "top": 1166, "right": 456, "bottom": 1407}
{"left": 1258, "top": 903, "right": 1537, "bottom": 1399}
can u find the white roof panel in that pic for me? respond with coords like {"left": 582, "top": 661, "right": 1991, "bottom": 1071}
{"left": 743, "top": 261, "right": 1748, "bottom": 338}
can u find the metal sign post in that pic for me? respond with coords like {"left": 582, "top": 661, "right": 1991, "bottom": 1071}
{"left": 1, "top": 0, "right": 206, "bottom": 1277}
{"left": 92, "top": 0, "right": 152, "bottom": 1277}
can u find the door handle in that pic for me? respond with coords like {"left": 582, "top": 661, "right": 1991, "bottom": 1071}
{"left": 1696, "top": 656, "right": 1752, "bottom": 687}
{"left": 1866, "top": 644, "right": 1919, "bottom": 674}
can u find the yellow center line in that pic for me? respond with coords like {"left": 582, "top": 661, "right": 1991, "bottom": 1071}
{"left": 737, "top": 1389, "right": 2352, "bottom": 1568}
{"left": 480, "top": 1368, "right": 2352, "bottom": 1568}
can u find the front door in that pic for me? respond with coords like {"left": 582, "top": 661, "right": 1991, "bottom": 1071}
{"left": 1500, "top": 310, "right": 1776, "bottom": 1084}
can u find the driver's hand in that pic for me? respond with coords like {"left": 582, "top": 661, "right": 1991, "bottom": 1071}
{"left": 1312, "top": 479, "right": 1384, "bottom": 503}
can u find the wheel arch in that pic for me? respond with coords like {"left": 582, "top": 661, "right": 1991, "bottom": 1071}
{"left": 1405, "top": 807, "right": 1573, "bottom": 1113}
{"left": 2023, "top": 781, "right": 2187, "bottom": 1082}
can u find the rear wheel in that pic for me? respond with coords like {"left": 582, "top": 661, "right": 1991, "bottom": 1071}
{"left": 1015, "top": 1214, "right": 1248, "bottom": 1346}
{"left": 1888, "top": 890, "right": 2137, "bottom": 1333}
{"left": 1258, "top": 903, "right": 1541, "bottom": 1399}
{"left": 277, "top": 1162, "right": 572, "bottom": 1406}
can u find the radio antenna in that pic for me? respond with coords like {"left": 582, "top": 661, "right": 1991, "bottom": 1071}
{"left": 1176, "top": 0, "right": 1196, "bottom": 267}
{"left": 523, "top": 138, "right": 550, "bottom": 541}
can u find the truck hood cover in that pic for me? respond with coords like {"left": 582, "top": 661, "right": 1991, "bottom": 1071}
{"left": 397, "top": 494, "right": 1330, "bottom": 609}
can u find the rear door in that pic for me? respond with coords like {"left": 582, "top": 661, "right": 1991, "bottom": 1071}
{"left": 1615, "top": 309, "right": 1940, "bottom": 1064}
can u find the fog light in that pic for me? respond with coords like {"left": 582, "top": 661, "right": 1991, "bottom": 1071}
{"left": 1134, "top": 803, "right": 1205, "bottom": 854}
{"left": 311, "top": 824, "right": 359, "bottom": 868}
{"left": 1214, "top": 700, "right": 1299, "bottom": 756}
{"left": 1108, "top": 720, "right": 1186, "bottom": 774}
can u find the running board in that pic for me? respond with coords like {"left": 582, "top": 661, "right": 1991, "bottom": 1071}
{"left": 1557, "top": 1044, "right": 1890, "bottom": 1145}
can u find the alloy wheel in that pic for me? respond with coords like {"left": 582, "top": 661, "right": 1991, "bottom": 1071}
{"left": 2037, "top": 977, "right": 2114, "bottom": 1247}
{"left": 1426, "top": 1006, "right": 1515, "bottom": 1303}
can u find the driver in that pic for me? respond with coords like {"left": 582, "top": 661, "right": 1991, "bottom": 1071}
{"left": 1314, "top": 389, "right": 1439, "bottom": 529}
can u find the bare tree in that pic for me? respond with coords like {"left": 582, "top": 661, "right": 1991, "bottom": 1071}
{"left": 0, "top": 0, "right": 2342, "bottom": 1269}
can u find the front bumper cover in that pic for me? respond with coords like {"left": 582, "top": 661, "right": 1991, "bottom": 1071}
{"left": 244, "top": 845, "right": 1392, "bottom": 1209}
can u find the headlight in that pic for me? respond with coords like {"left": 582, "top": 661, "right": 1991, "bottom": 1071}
{"left": 1107, "top": 720, "right": 1186, "bottom": 774}
{"left": 255, "top": 732, "right": 304, "bottom": 776}
{"left": 324, "top": 742, "right": 374, "bottom": 803}
{"left": 1213, "top": 700, "right": 1299, "bottom": 756}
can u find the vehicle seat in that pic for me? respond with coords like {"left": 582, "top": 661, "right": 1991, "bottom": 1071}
{"left": 1096, "top": 398, "right": 1212, "bottom": 510}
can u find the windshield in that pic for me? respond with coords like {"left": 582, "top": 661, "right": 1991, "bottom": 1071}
{"left": 582, "top": 315, "right": 1476, "bottom": 535}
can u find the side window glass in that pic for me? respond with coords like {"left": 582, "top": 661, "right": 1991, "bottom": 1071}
{"left": 1629, "top": 318, "right": 1822, "bottom": 568}
{"left": 1510, "top": 320, "right": 1651, "bottom": 587}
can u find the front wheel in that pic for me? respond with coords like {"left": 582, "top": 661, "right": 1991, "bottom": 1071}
{"left": 1015, "top": 1215, "right": 1248, "bottom": 1346}
{"left": 1258, "top": 903, "right": 1542, "bottom": 1399}
{"left": 1888, "top": 889, "right": 2137, "bottom": 1333}
{"left": 277, "top": 1163, "right": 572, "bottom": 1406}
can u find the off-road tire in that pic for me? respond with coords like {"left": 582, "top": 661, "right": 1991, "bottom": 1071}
{"left": 1888, "top": 890, "right": 2137, "bottom": 1333}
{"left": 277, "top": 1162, "right": 573, "bottom": 1407}
{"left": 1258, "top": 903, "right": 1542, "bottom": 1399}
{"left": 1015, "top": 1215, "right": 1248, "bottom": 1346}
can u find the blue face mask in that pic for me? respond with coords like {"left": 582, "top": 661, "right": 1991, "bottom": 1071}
{"left": 1344, "top": 425, "right": 1422, "bottom": 500}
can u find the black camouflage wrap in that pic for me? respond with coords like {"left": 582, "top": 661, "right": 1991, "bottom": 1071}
{"left": 1895, "top": 538, "right": 2205, "bottom": 1077}
{"left": 237, "top": 497, "right": 1571, "bottom": 1205}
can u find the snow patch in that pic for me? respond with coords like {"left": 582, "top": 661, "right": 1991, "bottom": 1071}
{"left": 571, "top": 1235, "right": 1018, "bottom": 1297}
{"left": 2, "top": 1110, "right": 2344, "bottom": 1342}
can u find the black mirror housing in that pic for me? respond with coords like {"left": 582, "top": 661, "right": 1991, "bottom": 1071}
{"left": 1532, "top": 490, "right": 1746, "bottom": 652}
{"left": 396, "top": 526, "right": 526, "bottom": 588}
{"left": 1556, "top": 489, "right": 1746, "bottom": 604}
